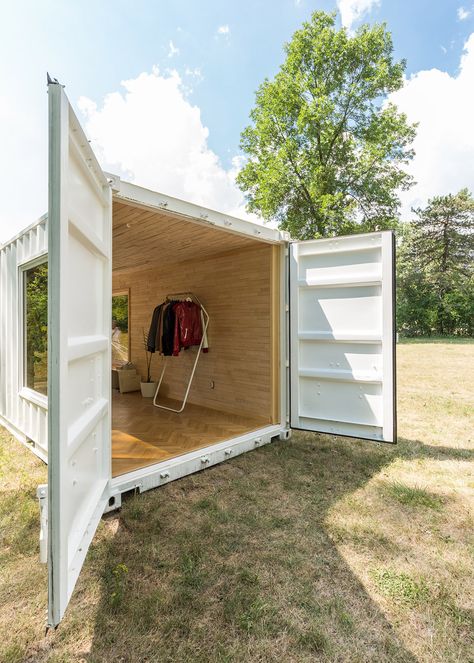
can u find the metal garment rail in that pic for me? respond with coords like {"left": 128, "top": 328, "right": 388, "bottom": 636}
{"left": 153, "top": 293, "right": 210, "bottom": 413}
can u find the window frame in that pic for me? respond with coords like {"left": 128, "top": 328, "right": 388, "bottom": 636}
{"left": 18, "top": 252, "right": 49, "bottom": 408}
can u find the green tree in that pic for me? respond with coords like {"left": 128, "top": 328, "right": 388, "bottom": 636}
{"left": 112, "top": 294, "right": 129, "bottom": 331}
{"left": 25, "top": 264, "right": 48, "bottom": 354}
{"left": 237, "top": 11, "right": 416, "bottom": 239}
{"left": 25, "top": 262, "right": 48, "bottom": 393}
{"left": 396, "top": 224, "right": 437, "bottom": 336}
{"left": 397, "top": 189, "right": 474, "bottom": 336}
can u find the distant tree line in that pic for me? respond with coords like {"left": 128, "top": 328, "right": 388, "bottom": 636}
{"left": 396, "top": 189, "right": 474, "bottom": 337}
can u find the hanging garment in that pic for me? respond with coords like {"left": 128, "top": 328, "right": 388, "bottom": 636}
{"left": 162, "top": 302, "right": 177, "bottom": 356}
{"left": 149, "top": 298, "right": 209, "bottom": 357}
{"left": 172, "top": 301, "right": 203, "bottom": 356}
{"left": 157, "top": 302, "right": 168, "bottom": 354}
{"left": 147, "top": 304, "right": 163, "bottom": 353}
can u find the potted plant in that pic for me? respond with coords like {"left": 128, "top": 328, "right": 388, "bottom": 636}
{"left": 140, "top": 329, "right": 157, "bottom": 397}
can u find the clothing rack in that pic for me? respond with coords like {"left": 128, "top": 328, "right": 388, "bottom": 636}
{"left": 153, "top": 292, "right": 210, "bottom": 413}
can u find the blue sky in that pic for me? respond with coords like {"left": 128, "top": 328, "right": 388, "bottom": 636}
{"left": 1, "top": 0, "right": 474, "bottom": 240}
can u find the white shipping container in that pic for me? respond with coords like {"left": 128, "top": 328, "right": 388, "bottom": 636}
{"left": 0, "top": 80, "right": 396, "bottom": 628}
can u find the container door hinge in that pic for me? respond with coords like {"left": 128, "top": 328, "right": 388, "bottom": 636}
{"left": 37, "top": 484, "right": 48, "bottom": 564}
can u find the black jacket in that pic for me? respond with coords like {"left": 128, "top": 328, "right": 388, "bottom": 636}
{"left": 147, "top": 304, "right": 163, "bottom": 353}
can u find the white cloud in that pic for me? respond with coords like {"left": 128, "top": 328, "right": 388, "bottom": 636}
{"left": 78, "top": 68, "right": 256, "bottom": 221}
{"left": 216, "top": 24, "right": 230, "bottom": 36}
{"left": 168, "top": 40, "right": 180, "bottom": 58}
{"left": 184, "top": 66, "right": 204, "bottom": 83}
{"left": 337, "top": 0, "right": 380, "bottom": 32}
{"left": 389, "top": 33, "right": 474, "bottom": 218}
{"left": 457, "top": 6, "right": 471, "bottom": 20}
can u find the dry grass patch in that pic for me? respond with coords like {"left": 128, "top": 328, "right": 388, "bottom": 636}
{"left": 0, "top": 440, "right": 48, "bottom": 663}
{"left": 397, "top": 340, "right": 474, "bottom": 448}
{"left": 325, "top": 341, "right": 474, "bottom": 663}
{"left": 0, "top": 340, "right": 473, "bottom": 662}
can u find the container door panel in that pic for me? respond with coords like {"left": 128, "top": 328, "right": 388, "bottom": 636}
{"left": 289, "top": 232, "right": 396, "bottom": 443}
{"left": 47, "top": 81, "right": 112, "bottom": 627}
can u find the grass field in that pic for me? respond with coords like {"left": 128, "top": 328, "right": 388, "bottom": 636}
{"left": 0, "top": 342, "right": 473, "bottom": 662}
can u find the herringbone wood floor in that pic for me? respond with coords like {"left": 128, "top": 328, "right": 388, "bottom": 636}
{"left": 112, "top": 391, "right": 268, "bottom": 477}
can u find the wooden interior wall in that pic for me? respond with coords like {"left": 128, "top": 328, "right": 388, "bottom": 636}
{"left": 113, "top": 242, "right": 278, "bottom": 422}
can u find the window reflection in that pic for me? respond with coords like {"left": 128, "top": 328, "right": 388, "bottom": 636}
{"left": 24, "top": 262, "right": 48, "bottom": 395}
{"left": 112, "top": 292, "right": 129, "bottom": 366}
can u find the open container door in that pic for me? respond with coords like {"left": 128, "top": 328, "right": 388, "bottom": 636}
{"left": 289, "top": 231, "right": 396, "bottom": 443}
{"left": 47, "top": 79, "right": 112, "bottom": 627}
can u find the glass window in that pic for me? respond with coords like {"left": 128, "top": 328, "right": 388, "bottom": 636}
{"left": 24, "top": 262, "right": 48, "bottom": 395}
{"left": 112, "top": 292, "right": 129, "bottom": 367}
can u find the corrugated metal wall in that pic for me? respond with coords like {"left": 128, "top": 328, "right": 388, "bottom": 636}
{"left": 0, "top": 217, "right": 48, "bottom": 459}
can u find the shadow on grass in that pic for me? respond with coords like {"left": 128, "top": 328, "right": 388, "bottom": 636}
{"left": 75, "top": 433, "right": 473, "bottom": 663}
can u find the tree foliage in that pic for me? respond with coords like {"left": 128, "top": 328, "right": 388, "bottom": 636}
{"left": 237, "top": 11, "right": 416, "bottom": 239}
{"left": 112, "top": 294, "right": 129, "bottom": 331}
{"left": 397, "top": 189, "right": 474, "bottom": 336}
{"left": 25, "top": 263, "right": 48, "bottom": 358}
{"left": 25, "top": 262, "right": 48, "bottom": 394}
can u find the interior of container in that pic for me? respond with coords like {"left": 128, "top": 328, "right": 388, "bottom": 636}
{"left": 111, "top": 199, "right": 280, "bottom": 477}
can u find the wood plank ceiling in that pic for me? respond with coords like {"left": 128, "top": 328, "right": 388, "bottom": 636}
{"left": 113, "top": 201, "right": 260, "bottom": 273}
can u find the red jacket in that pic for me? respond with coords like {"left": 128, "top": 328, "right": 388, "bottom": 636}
{"left": 173, "top": 302, "right": 203, "bottom": 355}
